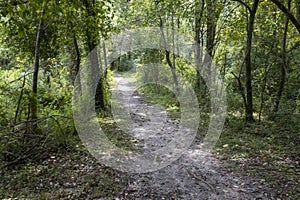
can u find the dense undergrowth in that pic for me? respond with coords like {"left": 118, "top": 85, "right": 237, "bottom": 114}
{"left": 0, "top": 119, "right": 134, "bottom": 199}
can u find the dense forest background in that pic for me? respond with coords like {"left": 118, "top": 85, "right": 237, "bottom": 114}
{"left": 0, "top": 0, "right": 299, "bottom": 199}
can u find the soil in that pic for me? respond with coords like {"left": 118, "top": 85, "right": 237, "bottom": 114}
{"left": 110, "top": 73, "right": 275, "bottom": 199}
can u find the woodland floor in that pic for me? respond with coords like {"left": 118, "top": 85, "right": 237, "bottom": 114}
{"left": 0, "top": 73, "right": 299, "bottom": 199}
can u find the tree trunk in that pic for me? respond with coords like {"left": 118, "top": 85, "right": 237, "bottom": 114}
{"left": 231, "top": 72, "right": 247, "bottom": 113}
{"left": 258, "top": 64, "right": 269, "bottom": 122}
{"left": 90, "top": 45, "right": 105, "bottom": 110}
{"left": 273, "top": 0, "right": 291, "bottom": 113}
{"left": 194, "top": 0, "right": 205, "bottom": 98}
{"left": 83, "top": 0, "right": 105, "bottom": 110}
{"left": 165, "top": 50, "right": 179, "bottom": 93}
{"left": 244, "top": 0, "right": 259, "bottom": 122}
{"left": 14, "top": 75, "right": 26, "bottom": 124}
{"left": 171, "top": 13, "right": 179, "bottom": 94}
{"left": 73, "top": 33, "right": 81, "bottom": 84}
{"left": 205, "top": 0, "right": 218, "bottom": 87}
{"left": 31, "top": 19, "right": 43, "bottom": 123}
{"left": 296, "top": 0, "right": 300, "bottom": 22}
{"left": 159, "top": 16, "right": 179, "bottom": 94}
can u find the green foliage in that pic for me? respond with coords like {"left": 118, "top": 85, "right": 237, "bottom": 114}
{"left": 0, "top": 0, "right": 299, "bottom": 198}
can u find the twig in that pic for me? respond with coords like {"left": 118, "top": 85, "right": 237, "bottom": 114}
{"left": 185, "top": 168, "right": 217, "bottom": 194}
{"left": 9, "top": 71, "right": 33, "bottom": 84}
{"left": 232, "top": 0, "right": 251, "bottom": 12}
{"left": 14, "top": 75, "right": 26, "bottom": 124}
{"left": 231, "top": 71, "right": 247, "bottom": 110}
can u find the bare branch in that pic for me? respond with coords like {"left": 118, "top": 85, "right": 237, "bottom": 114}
{"left": 9, "top": 71, "right": 33, "bottom": 84}
{"left": 232, "top": 0, "right": 251, "bottom": 13}
{"left": 270, "top": 0, "right": 300, "bottom": 33}
{"left": 287, "top": 41, "right": 300, "bottom": 52}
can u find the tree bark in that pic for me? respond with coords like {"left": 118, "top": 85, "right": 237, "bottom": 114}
{"left": 83, "top": 0, "right": 105, "bottom": 110}
{"left": 171, "top": 13, "right": 179, "bottom": 94}
{"left": 258, "top": 64, "right": 269, "bottom": 122}
{"left": 243, "top": 0, "right": 259, "bottom": 122}
{"left": 205, "top": 0, "right": 220, "bottom": 88}
{"left": 14, "top": 75, "right": 26, "bottom": 124}
{"left": 194, "top": 0, "right": 205, "bottom": 97}
{"left": 231, "top": 72, "right": 247, "bottom": 113}
{"left": 159, "top": 16, "right": 179, "bottom": 94}
{"left": 273, "top": 0, "right": 291, "bottom": 113}
{"left": 31, "top": 19, "right": 43, "bottom": 123}
{"left": 73, "top": 33, "right": 81, "bottom": 83}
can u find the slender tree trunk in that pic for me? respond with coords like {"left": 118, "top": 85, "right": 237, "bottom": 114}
{"left": 273, "top": 0, "right": 291, "bottom": 113}
{"left": 14, "top": 75, "right": 26, "bottom": 124}
{"left": 165, "top": 50, "right": 179, "bottom": 93}
{"left": 205, "top": 0, "right": 218, "bottom": 87}
{"left": 159, "top": 16, "right": 179, "bottom": 94}
{"left": 244, "top": 0, "right": 259, "bottom": 122}
{"left": 73, "top": 33, "right": 81, "bottom": 84}
{"left": 231, "top": 72, "right": 247, "bottom": 112}
{"left": 31, "top": 19, "right": 43, "bottom": 123}
{"left": 259, "top": 65, "right": 269, "bottom": 122}
{"left": 101, "top": 40, "right": 108, "bottom": 110}
{"left": 171, "top": 13, "right": 179, "bottom": 94}
{"left": 194, "top": 0, "right": 205, "bottom": 98}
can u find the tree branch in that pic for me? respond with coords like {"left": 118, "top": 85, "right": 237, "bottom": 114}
{"left": 270, "top": 0, "right": 300, "bottom": 33}
{"left": 9, "top": 71, "right": 33, "bottom": 84}
{"left": 287, "top": 41, "right": 300, "bottom": 52}
{"left": 232, "top": 0, "right": 251, "bottom": 13}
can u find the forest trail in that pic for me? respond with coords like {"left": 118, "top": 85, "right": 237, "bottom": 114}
{"left": 111, "top": 73, "right": 274, "bottom": 199}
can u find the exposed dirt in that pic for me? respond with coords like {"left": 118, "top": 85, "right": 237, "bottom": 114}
{"left": 111, "top": 73, "right": 275, "bottom": 199}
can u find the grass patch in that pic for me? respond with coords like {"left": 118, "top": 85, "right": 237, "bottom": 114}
{"left": 137, "top": 84, "right": 180, "bottom": 119}
{"left": 214, "top": 116, "right": 300, "bottom": 199}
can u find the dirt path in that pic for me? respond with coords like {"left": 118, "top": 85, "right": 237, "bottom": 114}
{"left": 111, "top": 73, "right": 274, "bottom": 199}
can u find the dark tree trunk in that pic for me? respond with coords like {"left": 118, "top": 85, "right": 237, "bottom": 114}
{"left": 83, "top": 0, "right": 105, "bottom": 110}
{"left": 205, "top": 0, "right": 220, "bottom": 88}
{"left": 165, "top": 50, "right": 179, "bottom": 93}
{"left": 31, "top": 19, "right": 43, "bottom": 123}
{"left": 244, "top": 0, "right": 259, "bottom": 122}
{"left": 159, "top": 16, "right": 179, "bottom": 94}
{"left": 194, "top": 0, "right": 205, "bottom": 97}
{"left": 14, "top": 75, "right": 26, "bottom": 124}
{"left": 273, "top": 0, "right": 291, "bottom": 113}
{"left": 231, "top": 72, "right": 247, "bottom": 113}
{"left": 73, "top": 33, "right": 81, "bottom": 84}
{"left": 258, "top": 64, "right": 269, "bottom": 122}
